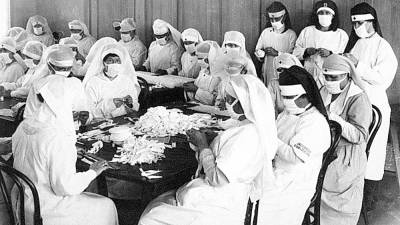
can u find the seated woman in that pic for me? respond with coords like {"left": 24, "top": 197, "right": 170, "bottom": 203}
{"left": 0, "top": 37, "right": 25, "bottom": 83}
{"left": 68, "top": 20, "right": 96, "bottom": 58}
{"left": 183, "top": 41, "right": 221, "bottom": 105}
{"left": 84, "top": 42, "right": 140, "bottom": 121}
{"left": 268, "top": 53, "right": 303, "bottom": 117}
{"left": 0, "top": 41, "right": 46, "bottom": 98}
{"left": 12, "top": 47, "right": 118, "bottom": 225}
{"left": 7, "top": 27, "right": 30, "bottom": 71}
{"left": 320, "top": 54, "right": 371, "bottom": 225}
{"left": 257, "top": 66, "right": 331, "bottom": 225}
{"left": 141, "top": 19, "right": 182, "bottom": 75}
{"left": 179, "top": 28, "right": 203, "bottom": 78}
{"left": 59, "top": 37, "right": 86, "bottom": 77}
{"left": 139, "top": 75, "right": 277, "bottom": 225}
{"left": 25, "top": 15, "right": 55, "bottom": 47}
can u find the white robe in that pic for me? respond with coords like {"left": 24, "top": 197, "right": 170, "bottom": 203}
{"left": 179, "top": 52, "right": 201, "bottom": 79}
{"left": 143, "top": 41, "right": 181, "bottom": 74}
{"left": 119, "top": 37, "right": 147, "bottom": 67}
{"left": 293, "top": 26, "right": 348, "bottom": 87}
{"left": 0, "top": 62, "right": 25, "bottom": 83}
{"left": 1, "top": 67, "right": 43, "bottom": 98}
{"left": 350, "top": 33, "right": 398, "bottom": 180}
{"left": 258, "top": 107, "right": 331, "bottom": 225}
{"left": 28, "top": 33, "right": 54, "bottom": 47}
{"left": 12, "top": 120, "right": 118, "bottom": 225}
{"left": 255, "top": 27, "right": 297, "bottom": 85}
{"left": 140, "top": 121, "right": 265, "bottom": 225}
{"left": 193, "top": 68, "right": 221, "bottom": 105}
{"left": 85, "top": 73, "right": 139, "bottom": 121}
{"left": 77, "top": 36, "right": 96, "bottom": 58}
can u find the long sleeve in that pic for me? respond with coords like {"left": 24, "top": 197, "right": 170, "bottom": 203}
{"left": 293, "top": 28, "right": 308, "bottom": 60}
{"left": 199, "top": 148, "right": 229, "bottom": 186}
{"left": 255, "top": 30, "right": 267, "bottom": 51}
{"left": 166, "top": 44, "right": 181, "bottom": 74}
{"left": 329, "top": 94, "right": 371, "bottom": 145}
{"left": 85, "top": 82, "right": 117, "bottom": 120}
{"left": 357, "top": 41, "right": 398, "bottom": 90}
{"left": 48, "top": 136, "right": 96, "bottom": 196}
{"left": 1, "top": 76, "right": 23, "bottom": 91}
{"left": 143, "top": 42, "right": 155, "bottom": 70}
{"left": 287, "top": 31, "right": 297, "bottom": 54}
{"left": 130, "top": 42, "right": 147, "bottom": 66}
{"left": 11, "top": 87, "right": 29, "bottom": 98}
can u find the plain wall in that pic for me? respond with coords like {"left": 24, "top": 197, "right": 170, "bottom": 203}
{"left": 10, "top": 0, "right": 400, "bottom": 104}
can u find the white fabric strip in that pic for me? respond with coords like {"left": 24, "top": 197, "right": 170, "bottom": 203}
{"left": 101, "top": 48, "right": 123, "bottom": 60}
{"left": 22, "top": 49, "right": 41, "bottom": 60}
{"left": 69, "top": 24, "right": 82, "bottom": 30}
{"left": 317, "top": 7, "right": 335, "bottom": 15}
{"left": 0, "top": 43, "right": 15, "bottom": 53}
{"left": 322, "top": 69, "right": 347, "bottom": 75}
{"left": 48, "top": 58, "right": 73, "bottom": 67}
{"left": 352, "top": 14, "right": 374, "bottom": 22}
{"left": 268, "top": 10, "right": 285, "bottom": 18}
{"left": 279, "top": 84, "right": 306, "bottom": 96}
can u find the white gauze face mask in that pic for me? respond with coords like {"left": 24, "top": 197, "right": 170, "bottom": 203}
{"left": 24, "top": 58, "right": 37, "bottom": 69}
{"left": 225, "top": 46, "right": 241, "bottom": 57}
{"left": 185, "top": 43, "right": 196, "bottom": 54}
{"left": 121, "top": 33, "right": 132, "bottom": 42}
{"left": 105, "top": 63, "right": 122, "bottom": 78}
{"left": 324, "top": 76, "right": 347, "bottom": 94}
{"left": 354, "top": 22, "right": 371, "bottom": 38}
{"left": 71, "top": 32, "right": 82, "bottom": 41}
{"left": 282, "top": 94, "right": 310, "bottom": 115}
{"left": 33, "top": 27, "right": 43, "bottom": 35}
{"left": 156, "top": 37, "right": 168, "bottom": 46}
{"left": 318, "top": 14, "right": 333, "bottom": 27}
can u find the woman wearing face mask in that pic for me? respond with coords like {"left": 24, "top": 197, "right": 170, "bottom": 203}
{"left": 139, "top": 74, "right": 277, "bottom": 225}
{"left": 293, "top": 0, "right": 348, "bottom": 88}
{"left": 268, "top": 53, "right": 303, "bottom": 117}
{"left": 221, "top": 31, "right": 257, "bottom": 76}
{"left": 68, "top": 20, "right": 96, "bottom": 58}
{"left": 255, "top": 1, "right": 297, "bottom": 86}
{"left": 114, "top": 18, "right": 147, "bottom": 69}
{"left": 0, "top": 37, "right": 25, "bottom": 84}
{"left": 84, "top": 43, "right": 140, "bottom": 122}
{"left": 7, "top": 27, "right": 31, "bottom": 72}
{"left": 343, "top": 3, "right": 398, "bottom": 210}
{"left": 257, "top": 66, "right": 331, "bottom": 225}
{"left": 59, "top": 37, "right": 87, "bottom": 77}
{"left": 178, "top": 28, "right": 203, "bottom": 79}
{"left": 319, "top": 54, "right": 372, "bottom": 225}
{"left": 183, "top": 41, "right": 222, "bottom": 106}
{"left": 25, "top": 15, "right": 54, "bottom": 47}
{"left": 0, "top": 41, "right": 45, "bottom": 98}
{"left": 141, "top": 19, "right": 182, "bottom": 76}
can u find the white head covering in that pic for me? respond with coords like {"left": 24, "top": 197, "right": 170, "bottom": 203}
{"left": 21, "top": 40, "right": 46, "bottom": 60}
{"left": 272, "top": 53, "right": 303, "bottom": 79}
{"left": 26, "top": 15, "right": 53, "bottom": 35}
{"left": 222, "top": 31, "right": 246, "bottom": 56}
{"left": 113, "top": 18, "right": 136, "bottom": 32}
{"left": 181, "top": 28, "right": 203, "bottom": 43}
{"left": 195, "top": 40, "right": 222, "bottom": 74}
{"left": 152, "top": 19, "right": 183, "bottom": 51}
{"left": 68, "top": 20, "right": 91, "bottom": 36}
{"left": 24, "top": 75, "right": 88, "bottom": 140}
{"left": 83, "top": 42, "right": 140, "bottom": 94}
{"left": 7, "top": 27, "right": 30, "bottom": 51}
{"left": 226, "top": 75, "right": 277, "bottom": 202}
{"left": 0, "top": 37, "right": 17, "bottom": 53}
{"left": 47, "top": 46, "right": 74, "bottom": 68}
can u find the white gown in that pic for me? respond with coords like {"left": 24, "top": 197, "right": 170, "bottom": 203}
{"left": 255, "top": 27, "right": 297, "bottom": 85}
{"left": 0, "top": 62, "right": 25, "bottom": 83}
{"left": 194, "top": 68, "right": 221, "bottom": 105}
{"left": 77, "top": 36, "right": 96, "bottom": 58}
{"left": 1, "top": 67, "right": 44, "bottom": 98}
{"left": 85, "top": 73, "right": 140, "bottom": 120}
{"left": 143, "top": 41, "right": 181, "bottom": 74}
{"left": 119, "top": 37, "right": 147, "bottom": 67}
{"left": 293, "top": 26, "right": 348, "bottom": 87}
{"left": 258, "top": 107, "right": 331, "bottom": 225}
{"left": 350, "top": 33, "right": 398, "bottom": 180}
{"left": 12, "top": 120, "right": 118, "bottom": 225}
{"left": 140, "top": 121, "right": 265, "bottom": 225}
{"left": 179, "top": 52, "right": 201, "bottom": 79}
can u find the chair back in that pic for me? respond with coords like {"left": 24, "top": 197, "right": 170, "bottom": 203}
{"left": 366, "top": 105, "right": 382, "bottom": 158}
{"left": 302, "top": 120, "right": 342, "bottom": 225}
{"left": 0, "top": 161, "right": 42, "bottom": 225}
{"left": 137, "top": 76, "right": 150, "bottom": 110}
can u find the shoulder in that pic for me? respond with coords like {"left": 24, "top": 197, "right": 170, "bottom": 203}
{"left": 300, "top": 25, "right": 315, "bottom": 34}
{"left": 285, "top": 29, "right": 297, "bottom": 36}
{"left": 85, "top": 73, "right": 104, "bottom": 87}
{"left": 335, "top": 28, "right": 348, "bottom": 37}
{"left": 8, "top": 62, "right": 24, "bottom": 72}
{"left": 261, "top": 27, "right": 274, "bottom": 35}
{"left": 300, "top": 108, "right": 329, "bottom": 129}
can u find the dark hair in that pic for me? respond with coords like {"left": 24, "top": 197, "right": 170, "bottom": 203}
{"left": 344, "top": 2, "right": 382, "bottom": 53}
{"left": 310, "top": 0, "right": 340, "bottom": 31}
{"left": 265, "top": 1, "right": 292, "bottom": 32}
{"left": 102, "top": 53, "right": 119, "bottom": 62}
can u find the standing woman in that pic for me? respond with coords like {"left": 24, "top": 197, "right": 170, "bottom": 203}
{"left": 344, "top": 2, "right": 398, "bottom": 207}
{"left": 293, "top": 0, "right": 348, "bottom": 88}
{"left": 25, "top": 15, "right": 55, "bottom": 47}
{"left": 255, "top": 1, "right": 297, "bottom": 86}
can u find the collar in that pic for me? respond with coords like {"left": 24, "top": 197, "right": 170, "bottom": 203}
{"left": 321, "top": 81, "right": 363, "bottom": 115}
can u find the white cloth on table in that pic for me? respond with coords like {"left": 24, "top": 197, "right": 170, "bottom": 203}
{"left": 255, "top": 27, "right": 297, "bottom": 85}
{"left": 350, "top": 32, "right": 398, "bottom": 180}
{"left": 293, "top": 25, "right": 348, "bottom": 88}
{"left": 257, "top": 107, "right": 331, "bottom": 225}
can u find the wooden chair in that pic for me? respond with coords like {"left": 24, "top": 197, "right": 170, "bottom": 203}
{"left": 361, "top": 105, "right": 382, "bottom": 225}
{"left": 0, "top": 161, "right": 42, "bottom": 225}
{"left": 302, "top": 120, "right": 342, "bottom": 225}
{"left": 137, "top": 76, "right": 150, "bottom": 110}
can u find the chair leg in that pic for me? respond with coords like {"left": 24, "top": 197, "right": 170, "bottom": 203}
{"left": 252, "top": 200, "right": 259, "bottom": 225}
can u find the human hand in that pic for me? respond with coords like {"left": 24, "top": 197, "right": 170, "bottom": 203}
{"left": 305, "top": 47, "right": 318, "bottom": 56}
{"left": 135, "top": 65, "right": 147, "bottom": 72}
{"left": 265, "top": 47, "right": 279, "bottom": 57}
{"left": 318, "top": 48, "right": 332, "bottom": 57}
{"left": 89, "top": 160, "right": 112, "bottom": 176}
{"left": 154, "top": 69, "right": 168, "bottom": 76}
{"left": 183, "top": 82, "right": 198, "bottom": 92}
{"left": 113, "top": 98, "right": 124, "bottom": 108}
{"left": 186, "top": 129, "right": 209, "bottom": 150}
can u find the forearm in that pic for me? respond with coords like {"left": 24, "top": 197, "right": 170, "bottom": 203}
{"left": 199, "top": 148, "right": 229, "bottom": 186}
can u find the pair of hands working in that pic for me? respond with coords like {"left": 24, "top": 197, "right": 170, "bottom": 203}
{"left": 135, "top": 65, "right": 175, "bottom": 76}
{"left": 186, "top": 128, "right": 219, "bottom": 151}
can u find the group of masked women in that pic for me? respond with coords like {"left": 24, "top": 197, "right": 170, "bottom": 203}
{"left": 0, "top": 0, "right": 398, "bottom": 225}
